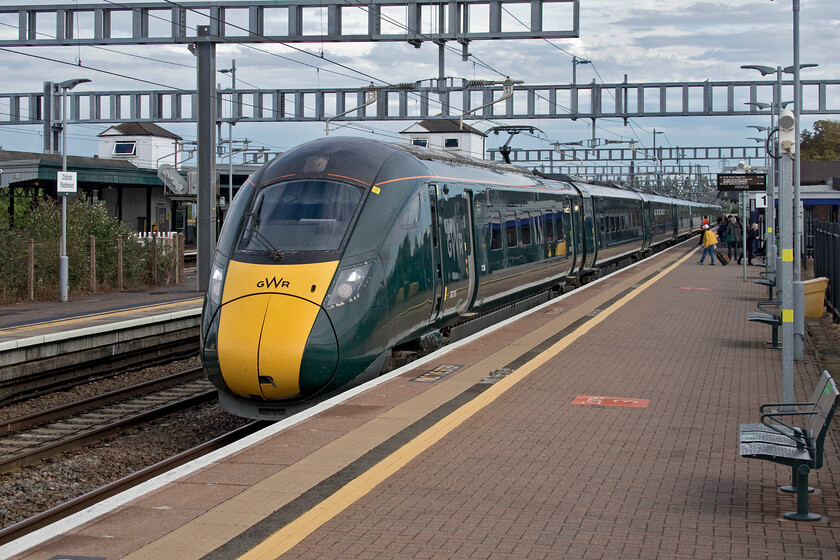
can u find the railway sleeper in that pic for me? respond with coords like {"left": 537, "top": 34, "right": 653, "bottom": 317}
{"left": 0, "top": 333, "right": 199, "bottom": 407}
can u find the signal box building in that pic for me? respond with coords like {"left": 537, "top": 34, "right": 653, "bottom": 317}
{"left": 97, "top": 122, "right": 181, "bottom": 170}
{"left": 400, "top": 119, "right": 487, "bottom": 159}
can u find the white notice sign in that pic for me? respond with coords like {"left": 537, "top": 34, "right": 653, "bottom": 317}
{"left": 755, "top": 193, "right": 767, "bottom": 208}
{"left": 57, "top": 171, "right": 77, "bottom": 194}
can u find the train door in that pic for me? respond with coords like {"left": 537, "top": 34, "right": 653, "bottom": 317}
{"left": 580, "top": 194, "right": 597, "bottom": 269}
{"left": 428, "top": 184, "right": 444, "bottom": 322}
{"left": 460, "top": 190, "right": 478, "bottom": 312}
{"left": 642, "top": 200, "right": 652, "bottom": 250}
{"left": 434, "top": 184, "right": 474, "bottom": 317}
{"left": 561, "top": 197, "right": 578, "bottom": 271}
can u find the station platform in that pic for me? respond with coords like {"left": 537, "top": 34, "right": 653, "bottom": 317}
{"left": 3, "top": 240, "right": 840, "bottom": 559}
{"left": 0, "top": 279, "right": 203, "bottom": 345}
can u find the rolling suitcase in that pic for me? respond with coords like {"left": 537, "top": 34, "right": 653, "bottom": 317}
{"left": 716, "top": 250, "right": 730, "bottom": 265}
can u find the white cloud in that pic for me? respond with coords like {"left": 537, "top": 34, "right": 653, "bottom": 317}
{"left": 0, "top": 0, "right": 837, "bottom": 165}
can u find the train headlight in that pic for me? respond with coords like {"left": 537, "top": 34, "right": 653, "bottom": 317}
{"left": 202, "top": 261, "right": 227, "bottom": 350}
{"left": 326, "top": 262, "right": 373, "bottom": 307}
{"left": 208, "top": 262, "right": 225, "bottom": 307}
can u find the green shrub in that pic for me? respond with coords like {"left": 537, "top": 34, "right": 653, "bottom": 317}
{"left": 0, "top": 195, "right": 181, "bottom": 303}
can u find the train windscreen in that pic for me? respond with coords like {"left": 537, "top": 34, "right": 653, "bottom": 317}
{"left": 237, "top": 180, "right": 363, "bottom": 254}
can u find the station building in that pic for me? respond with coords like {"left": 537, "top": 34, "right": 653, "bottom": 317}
{"left": 1, "top": 123, "right": 180, "bottom": 234}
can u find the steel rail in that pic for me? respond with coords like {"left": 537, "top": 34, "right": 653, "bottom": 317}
{"left": 0, "top": 379, "right": 217, "bottom": 474}
{"left": 0, "top": 367, "right": 204, "bottom": 435}
{"left": 0, "top": 420, "right": 271, "bottom": 547}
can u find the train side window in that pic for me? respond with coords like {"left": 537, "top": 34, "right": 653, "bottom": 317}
{"left": 505, "top": 211, "right": 517, "bottom": 248}
{"left": 399, "top": 192, "right": 421, "bottom": 228}
{"left": 556, "top": 213, "right": 565, "bottom": 240}
{"left": 490, "top": 211, "right": 502, "bottom": 250}
{"left": 520, "top": 211, "right": 531, "bottom": 246}
{"left": 545, "top": 211, "right": 555, "bottom": 242}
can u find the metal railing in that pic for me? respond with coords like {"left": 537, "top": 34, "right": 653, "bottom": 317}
{"left": 0, "top": 233, "right": 185, "bottom": 304}
{"left": 813, "top": 220, "right": 840, "bottom": 322}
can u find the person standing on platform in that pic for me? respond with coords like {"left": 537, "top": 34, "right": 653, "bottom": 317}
{"left": 726, "top": 216, "right": 742, "bottom": 263}
{"left": 698, "top": 224, "right": 718, "bottom": 265}
{"left": 747, "top": 223, "right": 759, "bottom": 265}
{"left": 717, "top": 218, "right": 728, "bottom": 248}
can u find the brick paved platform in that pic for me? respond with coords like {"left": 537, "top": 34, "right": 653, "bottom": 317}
{"left": 4, "top": 241, "right": 839, "bottom": 560}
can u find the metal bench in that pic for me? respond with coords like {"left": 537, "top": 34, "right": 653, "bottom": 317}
{"left": 754, "top": 273, "right": 776, "bottom": 300}
{"left": 740, "top": 372, "right": 840, "bottom": 521}
{"left": 747, "top": 300, "right": 781, "bottom": 349}
{"left": 740, "top": 371, "right": 831, "bottom": 440}
{"left": 754, "top": 259, "right": 777, "bottom": 298}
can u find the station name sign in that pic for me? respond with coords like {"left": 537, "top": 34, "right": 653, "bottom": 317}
{"left": 716, "top": 173, "right": 767, "bottom": 191}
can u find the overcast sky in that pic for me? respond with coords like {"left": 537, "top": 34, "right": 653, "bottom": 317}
{"left": 0, "top": 0, "right": 837, "bottom": 172}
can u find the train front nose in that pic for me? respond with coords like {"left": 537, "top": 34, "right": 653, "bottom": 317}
{"left": 216, "top": 293, "right": 338, "bottom": 400}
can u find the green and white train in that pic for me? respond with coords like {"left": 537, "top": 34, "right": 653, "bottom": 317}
{"left": 200, "top": 136, "right": 717, "bottom": 419}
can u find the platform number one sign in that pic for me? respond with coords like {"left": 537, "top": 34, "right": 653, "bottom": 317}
{"left": 57, "top": 171, "right": 77, "bottom": 194}
{"left": 755, "top": 193, "right": 767, "bottom": 209}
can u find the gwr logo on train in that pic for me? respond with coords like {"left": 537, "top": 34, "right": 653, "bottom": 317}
{"left": 257, "top": 277, "right": 290, "bottom": 289}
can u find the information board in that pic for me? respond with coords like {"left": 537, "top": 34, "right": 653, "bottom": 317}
{"left": 716, "top": 173, "right": 766, "bottom": 191}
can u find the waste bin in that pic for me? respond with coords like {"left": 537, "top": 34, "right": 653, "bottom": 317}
{"left": 804, "top": 277, "right": 829, "bottom": 318}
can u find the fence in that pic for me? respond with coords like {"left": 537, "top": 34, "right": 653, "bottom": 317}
{"left": 813, "top": 220, "right": 840, "bottom": 322}
{"left": 0, "top": 233, "right": 185, "bottom": 304}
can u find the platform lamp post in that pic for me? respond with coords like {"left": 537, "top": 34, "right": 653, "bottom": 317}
{"left": 778, "top": 108, "right": 797, "bottom": 403}
{"left": 742, "top": 63, "right": 816, "bottom": 275}
{"left": 58, "top": 78, "right": 91, "bottom": 303}
{"left": 744, "top": 99, "right": 778, "bottom": 280}
{"left": 748, "top": 127, "right": 770, "bottom": 222}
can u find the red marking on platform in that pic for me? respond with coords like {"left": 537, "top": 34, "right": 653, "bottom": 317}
{"left": 679, "top": 287, "right": 711, "bottom": 291}
{"left": 572, "top": 396, "right": 650, "bottom": 408}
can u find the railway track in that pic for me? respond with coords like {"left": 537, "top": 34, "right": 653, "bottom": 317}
{"left": 0, "top": 420, "right": 269, "bottom": 546}
{"left": 0, "top": 368, "right": 215, "bottom": 474}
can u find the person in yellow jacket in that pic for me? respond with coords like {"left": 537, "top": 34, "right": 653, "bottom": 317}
{"left": 698, "top": 224, "right": 718, "bottom": 265}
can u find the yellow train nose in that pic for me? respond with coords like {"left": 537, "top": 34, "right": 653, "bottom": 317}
{"left": 216, "top": 293, "right": 338, "bottom": 399}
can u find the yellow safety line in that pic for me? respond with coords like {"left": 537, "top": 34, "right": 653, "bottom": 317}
{"left": 0, "top": 297, "right": 203, "bottom": 335}
{"left": 239, "top": 250, "right": 694, "bottom": 560}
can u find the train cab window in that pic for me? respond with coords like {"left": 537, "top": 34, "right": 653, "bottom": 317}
{"left": 505, "top": 211, "right": 517, "bottom": 248}
{"left": 520, "top": 211, "right": 532, "bottom": 246}
{"left": 236, "top": 179, "right": 363, "bottom": 255}
{"left": 490, "top": 211, "right": 502, "bottom": 250}
{"left": 544, "top": 211, "right": 555, "bottom": 242}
